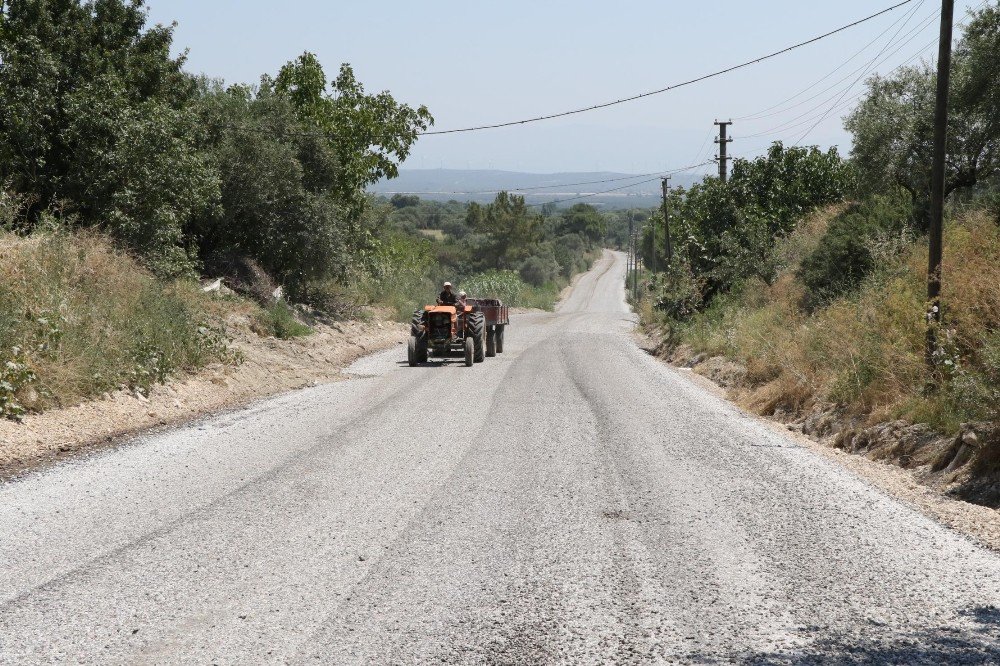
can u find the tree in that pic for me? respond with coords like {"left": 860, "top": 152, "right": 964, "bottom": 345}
{"left": 0, "top": 0, "right": 214, "bottom": 274}
{"left": 846, "top": 4, "right": 1000, "bottom": 227}
{"left": 272, "top": 53, "right": 433, "bottom": 212}
{"left": 560, "top": 203, "right": 606, "bottom": 243}
{"left": 466, "top": 192, "right": 543, "bottom": 270}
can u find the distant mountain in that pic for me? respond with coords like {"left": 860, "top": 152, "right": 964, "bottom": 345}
{"left": 369, "top": 168, "right": 705, "bottom": 209}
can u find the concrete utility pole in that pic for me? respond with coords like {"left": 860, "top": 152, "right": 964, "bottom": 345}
{"left": 661, "top": 177, "right": 673, "bottom": 267}
{"left": 926, "top": 0, "right": 955, "bottom": 373}
{"left": 714, "top": 120, "right": 733, "bottom": 183}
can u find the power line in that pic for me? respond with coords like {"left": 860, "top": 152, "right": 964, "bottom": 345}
{"left": 418, "top": 0, "right": 918, "bottom": 136}
{"left": 525, "top": 161, "right": 714, "bottom": 207}
{"left": 737, "top": 11, "right": 940, "bottom": 142}
{"left": 394, "top": 170, "right": 672, "bottom": 196}
{"left": 734, "top": 0, "right": 926, "bottom": 121}
{"left": 794, "top": 1, "right": 936, "bottom": 145}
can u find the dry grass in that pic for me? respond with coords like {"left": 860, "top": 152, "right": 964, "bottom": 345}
{"left": 678, "top": 208, "right": 1000, "bottom": 434}
{"left": 0, "top": 230, "right": 244, "bottom": 417}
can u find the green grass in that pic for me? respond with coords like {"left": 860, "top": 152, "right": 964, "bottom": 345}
{"left": 0, "top": 230, "right": 243, "bottom": 418}
{"left": 255, "top": 302, "right": 313, "bottom": 339}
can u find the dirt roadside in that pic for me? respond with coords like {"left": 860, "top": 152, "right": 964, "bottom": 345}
{"left": 0, "top": 317, "right": 407, "bottom": 480}
{"left": 632, "top": 328, "right": 1000, "bottom": 552}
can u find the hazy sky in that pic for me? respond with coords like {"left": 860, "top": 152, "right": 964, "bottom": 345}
{"left": 146, "top": 0, "right": 978, "bottom": 175}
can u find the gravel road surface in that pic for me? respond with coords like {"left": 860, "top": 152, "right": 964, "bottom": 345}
{"left": 3, "top": 250, "right": 1000, "bottom": 664}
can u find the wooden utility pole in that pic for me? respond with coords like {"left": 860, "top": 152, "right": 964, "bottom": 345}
{"left": 627, "top": 215, "right": 634, "bottom": 289}
{"left": 926, "top": 0, "right": 954, "bottom": 372}
{"left": 651, "top": 202, "right": 656, "bottom": 275}
{"left": 661, "top": 176, "right": 673, "bottom": 266}
{"left": 714, "top": 120, "right": 733, "bottom": 183}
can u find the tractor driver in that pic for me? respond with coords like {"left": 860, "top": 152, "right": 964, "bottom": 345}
{"left": 437, "top": 281, "right": 457, "bottom": 306}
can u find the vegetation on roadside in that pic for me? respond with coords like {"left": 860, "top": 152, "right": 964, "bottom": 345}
{"left": 635, "top": 3, "right": 1000, "bottom": 444}
{"left": 0, "top": 0, "right": 614, "bottom": 419}
{"left": 0, "top": 229, "right": 242, "bottom": 418}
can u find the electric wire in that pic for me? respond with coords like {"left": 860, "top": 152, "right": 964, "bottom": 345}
{"left": 524, "top": 161, "right": 715, "bottom": 208}
{"left": 793, "top": 1, "right": 937, "bottom": 146}
{"left": 734, "top": 0, "right": 925, "bottom": 121}
{"left": 737, "top": 11, "right": 940, "bottom": 141}
{"left": 417, "top": 0, "right": 917, "bottom": 136}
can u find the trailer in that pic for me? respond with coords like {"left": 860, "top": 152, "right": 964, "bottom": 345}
{"left": 468, "top": 298, "right": 509, "bottom": 357}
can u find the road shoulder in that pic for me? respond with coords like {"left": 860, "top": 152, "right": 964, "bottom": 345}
{"left": 631, "top": 327, "right": 1000, "bottom": 552}
{"left": 0, "top": 318, "right": 407, "bottom": 481}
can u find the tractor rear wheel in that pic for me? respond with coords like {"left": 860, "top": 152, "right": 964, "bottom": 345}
{"left": 464, "top": 337, "right": 474, "bottom": 366}
{"left": 485, "top": 327, "right": 496, "bottom": 357}
{"left": 470, "top": 313, "right": 485, "bottom": 362}
{"left": 496, "top": 325, "right": 505, "bottom": 354}
{"left": 407, "top": 336, "right": 418, "bottom": 367}
{"left": 410, "top": 309, "right": 424, "bottom": 337}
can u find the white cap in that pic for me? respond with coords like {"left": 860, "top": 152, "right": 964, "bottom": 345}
{"left": 459, "top": 291, "right": 467, "bottom": 297}
{"left": 443, "top": 281, "right": 452, "bottom": 287}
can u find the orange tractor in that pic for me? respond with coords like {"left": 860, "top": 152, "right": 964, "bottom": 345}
{"left": 408, "top": 298, "right": 509, "bottom": 367}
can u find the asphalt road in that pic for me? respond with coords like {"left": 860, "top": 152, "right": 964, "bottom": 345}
{"left": 3, "top": 250, "right": 1000, "bottom": 664}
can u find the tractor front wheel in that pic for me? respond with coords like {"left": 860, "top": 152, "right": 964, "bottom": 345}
{"left": 464, "top": 337, "right": 474, "bottom": 366}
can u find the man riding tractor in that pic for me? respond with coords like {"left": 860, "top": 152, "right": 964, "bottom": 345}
{"left": 438, "top": 281, "right": 457, "bottom": 306}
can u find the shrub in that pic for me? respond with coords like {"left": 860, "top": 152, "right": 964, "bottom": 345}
{"left": 797, "top": 193, "right": 911, "bottom": 309}
{"left": 518, "top": 254, "right": 561, "bottom": 287}
{"left": 255, "top": 302, "right": 312, "bottom": 339}
{"left": 0, "top": 229, "right": 239, "bottom": 416}
{"left": 461, "top": 270, "right": 526, "bottom": 306}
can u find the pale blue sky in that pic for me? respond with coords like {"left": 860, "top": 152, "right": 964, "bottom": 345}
{"left": 147, "top": 0, "right": 978, "bottom": 174}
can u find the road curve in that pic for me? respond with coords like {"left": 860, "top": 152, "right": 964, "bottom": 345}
{"left": 3, "top": 250, "right": 1000, "bottom": 664}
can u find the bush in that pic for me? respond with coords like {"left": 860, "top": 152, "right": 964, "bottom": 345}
{"left": 0, "top": 230, "right": 239, "bottom": 416}
{"left": 461, "top": 270, "right": 526, "bottom": 306}
{"left": 518, "top": 254, "right": 561, "bottom": 287}
{"left": 653, "top": 262, "right": 704, "bottom": 321}
{"left": 255, "top": 302, "right": 312, "bottom": 339}
{"left": 797, "top": 193, "right": 911, "bottom": 309}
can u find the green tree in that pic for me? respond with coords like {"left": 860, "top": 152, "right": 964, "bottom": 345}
{"left": 466, "top": 192, "right": 544, "bottom": 270}
{"left": 846, "top": 3, "right": 1000, "bottom": 226}
{"left": 560, "top": 203, "right": 606, "bottom": 243}
{"left": 0, "top": 0, "right": 214, "bottom": 274}
{"left": 272, "top": 53, "right": 433, "bottom": 212}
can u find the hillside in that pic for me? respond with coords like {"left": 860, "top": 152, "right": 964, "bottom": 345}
{"left": 369, "top": 168, "right": 703, "bottom": 208}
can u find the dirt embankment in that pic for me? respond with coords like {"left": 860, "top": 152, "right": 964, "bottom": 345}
{"left": 0, "top": 316, "right": 406, "bottom": 479}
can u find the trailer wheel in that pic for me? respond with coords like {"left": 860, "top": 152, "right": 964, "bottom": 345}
{"left": 486, "top": 327, "right": 496, "bottom": 357}
{"left": 496, "top": 325, "right": 505, "bottom": 354}
{"left": 407, "top": 336, "right": 418, "bottom": 367}
{"left": 464, "top": 337, "right": 474, "bottom": 366}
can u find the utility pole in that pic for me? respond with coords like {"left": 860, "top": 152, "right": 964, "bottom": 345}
{"left": 714, "top": 120, "right": 733, "bottom": 183}
{"left": 661, "top": 176, "right": 673, "bottom": 267}
{"left": 651, "top": 202, "right": 656, "bottom": 276}
{"left": 627, "top": 215, "right": 634, "bottom": 291}
{"left": 635, "top": 227, "right": 642, "bottom": 297}
{"left": 926, "top": 0, "right": 954, "bottom": 374}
